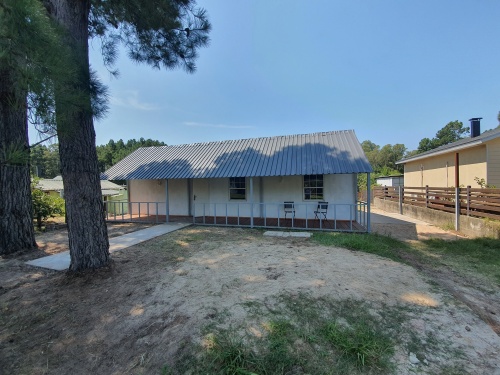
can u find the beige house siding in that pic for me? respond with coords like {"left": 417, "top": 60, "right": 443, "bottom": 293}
{"left": 403, "top": 146, "right": 486, "bottom": 187}
{"left": 486, "top": 138, "right": 500, "bottom": 187}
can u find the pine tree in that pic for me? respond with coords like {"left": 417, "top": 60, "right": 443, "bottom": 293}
{"left": 0, "top": 0, "right": 74, "bottom": 255}
{"left": 41, "top": 0, "right": 210, "bottom": 271}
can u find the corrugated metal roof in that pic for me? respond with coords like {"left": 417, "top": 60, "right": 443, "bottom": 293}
{"left": 397, "top": 127, "right": 500, "bottom": 164}
{"left": 37, "top": 179, "right": 125, "bottom": 191}
{"left": 102, "top": 130, "right": 372, "bottom": 180}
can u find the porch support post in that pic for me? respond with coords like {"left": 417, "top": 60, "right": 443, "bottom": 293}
{"left": 165, "top": 179, "right": 169, "bottom": 223}
{"left": 366, "top": 172, "right": 371, "bottom": 233}
{"left": 249, "top": 177, "right": 254, "bottom": 228}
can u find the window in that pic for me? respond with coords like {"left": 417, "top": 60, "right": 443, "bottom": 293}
{"left": 304, "top": 174, "right": 324, "bottom": 200}
{"left": 229, "top": 177, "right": 246, "bottom": 200}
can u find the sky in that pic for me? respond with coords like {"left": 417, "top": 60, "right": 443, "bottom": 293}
{"left": 30, "top": 1, "right": 500, "bottom": 152}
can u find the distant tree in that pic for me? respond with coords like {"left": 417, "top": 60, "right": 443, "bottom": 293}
{"left": 96, "top": 138, "right": 167, "bottom": 171}
{"left": 30, "top": 144, "right": 60, "bottom": 178}
{"left": 361, "top": 141, "right": 406, "bottom": 174}
{"left": 378, "top": 144, "right": 406, "bottom": 173}
{"left": 417, "top": 121, "right": 470, "bottom": 153}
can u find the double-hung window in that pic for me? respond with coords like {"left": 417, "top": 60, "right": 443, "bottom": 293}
{"left": 303, "top": 174, "right": 324, "bottom": 200}
{"left": 229, "top": 177, "right": 246, "bottom": 200}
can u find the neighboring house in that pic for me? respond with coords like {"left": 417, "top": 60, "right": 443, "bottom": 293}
{"left": 375, "top": 175, "right": 404, "bottom": 187}
{"left": 102, "top": 130, "right": 373, "bottom": 228}
{"left": 397, "top": 119, "right": 500, "bottom": 188}
{"left": 36, "top": 176, "right": 126, "bottom": 199}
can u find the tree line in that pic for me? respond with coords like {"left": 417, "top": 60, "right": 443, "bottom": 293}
{"left": 31, "top": 138, "right": 167, "bottom": 178}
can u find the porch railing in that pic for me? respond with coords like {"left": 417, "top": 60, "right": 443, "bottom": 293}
{"left": 104, "top": 200, "right": 369, "bottom": 232}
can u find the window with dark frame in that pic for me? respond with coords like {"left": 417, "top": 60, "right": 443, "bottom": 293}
{"left": 304, "top": 174, "right": 324, "bottom": 200}
{"left": 229, "top": 177, "right": 246, "bottom": 200}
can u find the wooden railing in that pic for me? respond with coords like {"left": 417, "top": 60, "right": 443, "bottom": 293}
{"left": 373, "top": 186, "right": 500, "bottom": 220}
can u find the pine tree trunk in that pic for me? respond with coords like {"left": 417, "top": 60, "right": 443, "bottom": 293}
{"left": 0, "top": 68, "right": 37, "bottom": 255}
{"left": 45, "top": 0, "right": 110, "bottom": 271}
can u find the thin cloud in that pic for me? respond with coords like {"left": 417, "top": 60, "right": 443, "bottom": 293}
{"left": 184, "top": 121, "right": 255, "bottom": 129}
{"left": 110, "top": 91, "right": 159, "bottom": 111}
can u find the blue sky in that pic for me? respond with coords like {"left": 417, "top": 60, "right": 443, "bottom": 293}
{"left": 33, "top": 1, "right": 500, "bottom": 152}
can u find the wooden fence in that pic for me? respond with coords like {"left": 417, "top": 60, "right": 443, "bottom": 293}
{"left": 373, "top": 186, "right": 500, "bottom": 220}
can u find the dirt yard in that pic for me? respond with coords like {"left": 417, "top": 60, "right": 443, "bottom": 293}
{"left": 1, "top": 223, "right": 499, "bottom": 374}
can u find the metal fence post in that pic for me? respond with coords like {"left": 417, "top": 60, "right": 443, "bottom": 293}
{"left": 249, "top": 177, "right": 254, "bottom": 228}
{"left": 366, "top": 172, "right": 371, "bottom": 233}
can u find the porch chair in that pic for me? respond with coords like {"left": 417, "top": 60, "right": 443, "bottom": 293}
{"left": 284, "top": 201, "right": 295, "bottom": 220}
{"left": 314, "top": 201, "right": 329, "bottom": 222}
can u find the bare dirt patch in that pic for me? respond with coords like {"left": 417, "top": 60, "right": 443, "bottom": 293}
{"left": 371, "top": 209, "right": 500, "bottom": 337}
{"left": 1, "top": 226, "right": 499, "bottom": 374}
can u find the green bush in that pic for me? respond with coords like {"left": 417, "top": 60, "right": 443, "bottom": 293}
{"left": 32, "top": 182, "right": 65, "bottom": 229}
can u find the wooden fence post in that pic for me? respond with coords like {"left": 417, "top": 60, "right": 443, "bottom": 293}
{"left": 455, "top": 187, "right": 460, "bottom": 231}
{"left": 425, "top": 185, "right": 429, "bottom": 208}
{"left": 466, "top": 185, "right": 471, "bottom": 216}
{"left": 398, "top": 185, "right": 403, "bottom": 214}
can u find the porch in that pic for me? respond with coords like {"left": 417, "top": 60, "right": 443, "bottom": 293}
{"left": 104, "top": 201, "right": 370, "bottom": 232}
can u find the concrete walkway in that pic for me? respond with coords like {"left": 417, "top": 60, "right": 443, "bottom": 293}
{"left": 26, "top": 222, "right": 190, "bottom": 271}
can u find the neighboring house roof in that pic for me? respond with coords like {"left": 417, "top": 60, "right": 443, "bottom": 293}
{"left": 397, "top": 128, "right": 500, "bottom": 164}
{"left": 36, "top": 178, "right": 124, "bottom": 192}
{"left": 102, "top": 130, "right": 373, "bottom": 180}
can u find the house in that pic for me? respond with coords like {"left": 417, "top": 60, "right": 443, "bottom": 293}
{"left": 397, "top": 119, "right": 500, "bottom": 188}
{"left": 102, "top": 130, "right": 373, "bottom": 231}
{"left": 36, "top": 176, "right": 126, "bottom": 199}
{"left": 375, "top": 175, "right": 404, "bottom": 187}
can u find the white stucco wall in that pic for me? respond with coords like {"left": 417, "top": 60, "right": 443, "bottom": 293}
{"left": 192, "top": 174, "right": 357, "bottom": 220}
{"left": 128, "top": 174, "right": 358, "bottom": 220}
{"left": 128, "top": 179, "right": 190, "bottom": 215}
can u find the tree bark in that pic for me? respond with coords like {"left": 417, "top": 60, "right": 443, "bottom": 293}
{"left": 0, "top": 68, "right": 37, "bottom": 255}
{"left": 45, "top": 0, "right": 110, "bottom": 271}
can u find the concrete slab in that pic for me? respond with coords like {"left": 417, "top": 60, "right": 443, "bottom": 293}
{"left": 264, "top": 231, "right": 312, "bottom": 238}
{"left": 370, "top": 208, "right": 433, "bottom": 225}
{"left": 26, "top": 222, "right": 190, "bottom": 271}
{"left": 26, "top": 251, "right": 71, "bottom": 271}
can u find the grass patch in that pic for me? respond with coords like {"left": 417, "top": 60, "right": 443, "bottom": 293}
{"left": 313, "top": 231, "right": 500, "bottom": 287}
{"left": 420, "top": 237, "right": 500, "bottom": 286}
{"left": 166, "top": 295, "right": 402, "bottom": 374}
{"left": 323, "top": 320, "right": 393, "bottom": 368}
{"left": 312, "top": 232, "right": 409, "bottom": 262}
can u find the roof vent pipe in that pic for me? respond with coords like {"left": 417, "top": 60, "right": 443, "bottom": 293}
{"left": 469, "top": 117, "right": 482, "bottom": 138}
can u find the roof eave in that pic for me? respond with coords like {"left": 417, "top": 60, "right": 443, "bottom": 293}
{"left": 396, "top": 139, "right": 483, "bottom": 164}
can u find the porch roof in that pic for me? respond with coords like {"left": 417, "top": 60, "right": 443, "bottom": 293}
{"left": 102, "top": 130, "right": 372, "bottom": 180}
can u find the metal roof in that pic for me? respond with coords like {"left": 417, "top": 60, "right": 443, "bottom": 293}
{"left": 102, "top": 130, "right": 372, "bottom": 180}
{"left": 36, "top": 179, "right": 125, "bottom": 192}
{"left": 397, "top": 127, "right": 500, "bottom": 164}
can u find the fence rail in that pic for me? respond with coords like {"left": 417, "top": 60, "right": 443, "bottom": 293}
{"left": 104, "top": 200, "right": 370, "bottom": 232}
{"left": 373, "top": 185, "right": 500, "bottom": 220}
